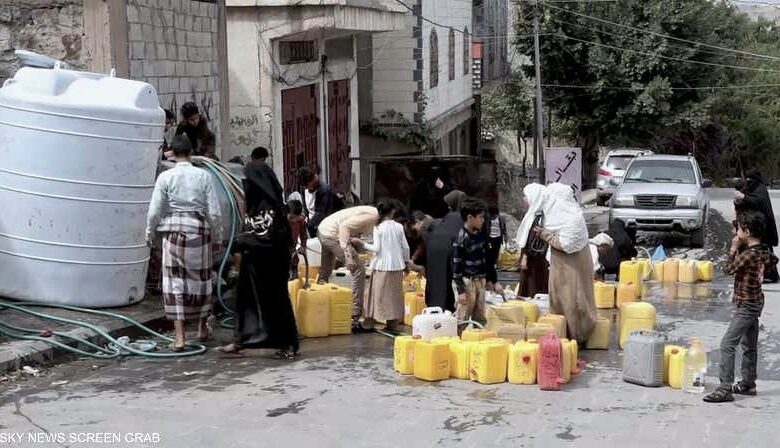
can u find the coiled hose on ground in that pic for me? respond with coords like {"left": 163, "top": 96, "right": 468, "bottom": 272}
{"left": 0, "top": 157, "right": 245, "bottom": 358}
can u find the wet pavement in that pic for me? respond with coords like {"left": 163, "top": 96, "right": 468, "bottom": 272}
{"left": 2, "top": 188, "right": 780, "bottom": 447}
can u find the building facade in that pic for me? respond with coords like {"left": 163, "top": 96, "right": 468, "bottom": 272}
{"left": 359, "top": 0, "right": 474, "bottom": 155}
{"left": 225, "top": 0, "right": 406, "bottom": 196}
{"left": 472, "top": 0, "right": 508, "bottom": 89}
{"left": 0, "top": 0, "right": 230, "bottom": 155}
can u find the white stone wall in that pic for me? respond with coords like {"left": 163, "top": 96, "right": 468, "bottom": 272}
{"left": 126, "top": 0, "right": 222, "bottom": 153}
{"left": 368, "top": 12, "right": 418, "bottom": 120}
{"left": 422, "top": 0, "right": 473, "bottom": 122}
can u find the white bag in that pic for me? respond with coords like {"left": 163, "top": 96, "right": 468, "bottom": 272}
{"left": 412, "top": 307, "right": 458, "bottom": 341}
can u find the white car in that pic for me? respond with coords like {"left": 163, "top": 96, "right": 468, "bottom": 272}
{"left": 597, "top": 148, "right": 653, "bottom": 206}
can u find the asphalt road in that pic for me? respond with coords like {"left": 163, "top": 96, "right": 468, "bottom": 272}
{"left": 1, "top": 188, "right": 779, "bottom": 447}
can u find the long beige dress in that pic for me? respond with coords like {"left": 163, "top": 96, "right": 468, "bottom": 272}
{"left": 364, "top": 270, "right": 404, "bottom": 322}
{"left": 542, "top": 231, "right": 598, "bottom": 344}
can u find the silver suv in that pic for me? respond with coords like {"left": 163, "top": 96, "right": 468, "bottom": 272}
{"left": 609, "top": 154, "right": 712, "bottom": 247}
{"left": 597, "top": 148, "right": 653, "bottom": 206}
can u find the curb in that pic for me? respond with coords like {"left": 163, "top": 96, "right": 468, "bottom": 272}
{"left": 0, "top": 307, "right": 166, "bottom": 374}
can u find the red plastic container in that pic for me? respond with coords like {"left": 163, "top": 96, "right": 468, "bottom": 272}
{"left": 537, "top": 332, "right": 564, "bottom": 391}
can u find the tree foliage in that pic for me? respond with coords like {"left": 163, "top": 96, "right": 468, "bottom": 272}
{"left": 511, "top": 0, "right": 780, "bottom": 179}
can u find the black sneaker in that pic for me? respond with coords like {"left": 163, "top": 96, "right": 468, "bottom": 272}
{"left": 703, "top": 389, "right": 734, "bottom": 403}
{"left": 733, "top": 382, "right": 757, "bottom": 396}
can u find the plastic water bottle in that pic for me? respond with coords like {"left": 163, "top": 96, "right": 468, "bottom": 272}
{"left": 683, "top": 338, "right": 707, "bottom": 393}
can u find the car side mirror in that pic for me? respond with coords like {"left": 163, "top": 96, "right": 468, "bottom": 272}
{"left": 702, "top": 179, "right": 713, "bottom": 188}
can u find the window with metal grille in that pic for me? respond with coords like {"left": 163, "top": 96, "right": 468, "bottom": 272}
{"left": 279, "top": 41, "right": 318, "bottom": 65}
{"left": 448, "top": 28, "right": 455, "bottom": 81}
{"left": 463, "top": 27, "right": 469, "bottom": 75}
{"left": 430, "top": 30, "right": 439, "bottom": 88}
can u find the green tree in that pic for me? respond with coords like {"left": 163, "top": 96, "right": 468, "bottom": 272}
{"left": 481, "top": 72, "right": 534, "bottom": 174}
{"left": 512, "top": 0, "right": 779, "bottom": 180}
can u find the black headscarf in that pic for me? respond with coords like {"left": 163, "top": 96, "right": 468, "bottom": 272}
{"left": 601, "top": 219, "right": 638, "bottom": 275}
{"left": 243, "top": 160, "right": 284, "bottom": 217}
{"left": 238, "top": 160, "right": 291, "bottom": 251}
{"left": 736, "top": 168, "right": 778, "bottom": 247}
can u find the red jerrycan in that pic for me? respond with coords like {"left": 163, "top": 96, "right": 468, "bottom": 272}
{"left": 538, "top": 332, "right": 564, "bottom": 391}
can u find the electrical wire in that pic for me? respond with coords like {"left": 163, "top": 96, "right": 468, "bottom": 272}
{"left": 545, "top": 3, "right": 780, "bottom": 63}
{"left": 542, "top": 82, "right": 780, "bottom": 90}
{"left": 552, "top": 32, "right": 780, "bottom": 73}
{"left": 551, "top": 16, "right": 779, "bottom": 65}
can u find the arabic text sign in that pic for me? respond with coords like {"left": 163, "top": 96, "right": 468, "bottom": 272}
{"left": 545, "top": 147, "right": 582, "bottom": 203}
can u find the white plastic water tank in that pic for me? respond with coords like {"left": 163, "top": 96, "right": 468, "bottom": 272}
{"left": 0, "top": 65, "right": 163, "bottom": 307}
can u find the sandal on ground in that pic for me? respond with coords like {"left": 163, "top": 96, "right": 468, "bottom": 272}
{"left": 171, "top": 343, "right": 185, "bottom": 352}
{"left": 733, "top": 382, "right": 757, "bottom": 396}
{"left": 273, "top": 349, "right": 299, "bottom": 360}
{"left": 215, "top": 344, "right": 243, "bottom": 354}
{"left": 703, "top": 388, "right": 734, "bottom": 403}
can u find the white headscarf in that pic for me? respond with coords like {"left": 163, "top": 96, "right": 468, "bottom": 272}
{"left": 541, "top": 183, "right": 589, "bottom": 254}
{"left": 515, "top": 183, "right": 549, "bottom": 249}
{"left": 589, "top": 233, "right": 614, "bottom": 273}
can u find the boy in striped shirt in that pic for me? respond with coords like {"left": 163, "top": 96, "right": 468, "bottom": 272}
{"left": 452, "top": 197, "right": 489, "bottom": 329}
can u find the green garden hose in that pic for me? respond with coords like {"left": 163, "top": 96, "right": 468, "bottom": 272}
{"left": 0, "top": 301, "right": 206, "bottom": 358}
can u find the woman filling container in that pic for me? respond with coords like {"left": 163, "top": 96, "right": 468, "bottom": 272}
{"left": 145, "top": 135, "right": 222, "bottom": 351}
{"left": 218, "top": 152, "right": 299, "bottom": 359}
{"left": 518, "top": 183, "right": 597, "bottom": 344}
{"left": 357, "top": 199, "right": 422, "bottom": 334}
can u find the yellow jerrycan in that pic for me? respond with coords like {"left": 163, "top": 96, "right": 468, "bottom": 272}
{"left": 651, "top": 261, "right": 665, "bottom": 282}
{"left": 594, "top": 281, "right": 616, "bottom": 309}
{"left": 403, "top": 292, "right": 426, "bottom": 326}
{"left": 496, "top": 323, "right": 526, "bottom": 343}
{"left": 586, "top": 317, "right": 611, "bottom": 350}
{"left": 449, "top": 340, "right": 476, "bottom": 380}
{"left": 538, "top": 314, "right": 567, "bottom": 339}
{"left": 663, "top": 259, "right": 679, "bottom": 283}
{"left": 327, "top": 284, "right": 352, "bottom": 335}
{"left": 462, "top": 328, "right": 497, "bottom": 342}
{"left": 469, "top": 341, "right": 509, "bottom": 384}
{"left": 616, "top": 283, "right": 639, "bottom": 308}
{"left": 697, "top": 261, "right": 714, "bottom": 282}
{"left": 678, "top": 260, "right": 699, "bottom": 283}
{"left": 394, "top": 336, "right": 417, "bottom": 375}
{"left": 619, "top": 302, "right": 656, "bottom": 348}
{"left": 526, "top": 322, "right": 555, "bottom": 341}
{"left": 297, "top": 284, "right": 330, "bottom": 338}
{"left": 506, "top": 300, "right": 539, "bottom": 323}
{"left": 413, "top": 340, "right": 451, "bottom": 381}
{"left": 667, "top": 346, "right": 687, "bottom": 389}
{"left": 508, "top": 340, "right": 538, "bottom": 385}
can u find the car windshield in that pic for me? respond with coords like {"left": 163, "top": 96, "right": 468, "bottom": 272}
{"left": 605, "top": 155, "right": 635, "bottom": 171}
{"left": 624, "top": 160, "right": 696, "bottom": 184}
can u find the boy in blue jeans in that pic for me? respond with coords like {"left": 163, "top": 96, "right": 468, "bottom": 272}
{"left": 704, "top": 211, "right": 778, "bottom": 402}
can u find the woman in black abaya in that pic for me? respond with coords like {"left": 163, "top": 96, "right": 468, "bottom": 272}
{"left": 218, "top": 159, "right": 299, "bottom": 358}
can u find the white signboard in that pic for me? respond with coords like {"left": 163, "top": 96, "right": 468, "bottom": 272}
{"left": 545, "top": 147, "right": 582, "bottom": 203}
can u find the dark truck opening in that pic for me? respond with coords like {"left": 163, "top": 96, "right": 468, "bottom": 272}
{"left": 368, "top": 156, "right": 498, "bottom": 218}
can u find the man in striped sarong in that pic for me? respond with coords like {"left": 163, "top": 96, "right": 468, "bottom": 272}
{"left": 146, "top": 135, "right": 222, "bottom": 350}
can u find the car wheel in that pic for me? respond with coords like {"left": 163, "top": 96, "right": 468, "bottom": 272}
{"left": 690, "top": 226, "right": 705, "bottom": 248}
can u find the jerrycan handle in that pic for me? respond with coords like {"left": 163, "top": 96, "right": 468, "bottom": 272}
{"left": 422, "top": 307, "right": 443, "bottom": 315}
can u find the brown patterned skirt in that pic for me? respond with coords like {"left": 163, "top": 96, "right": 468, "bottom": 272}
{"left": 159, "top": 212, "right": 213, "bottom": 321}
